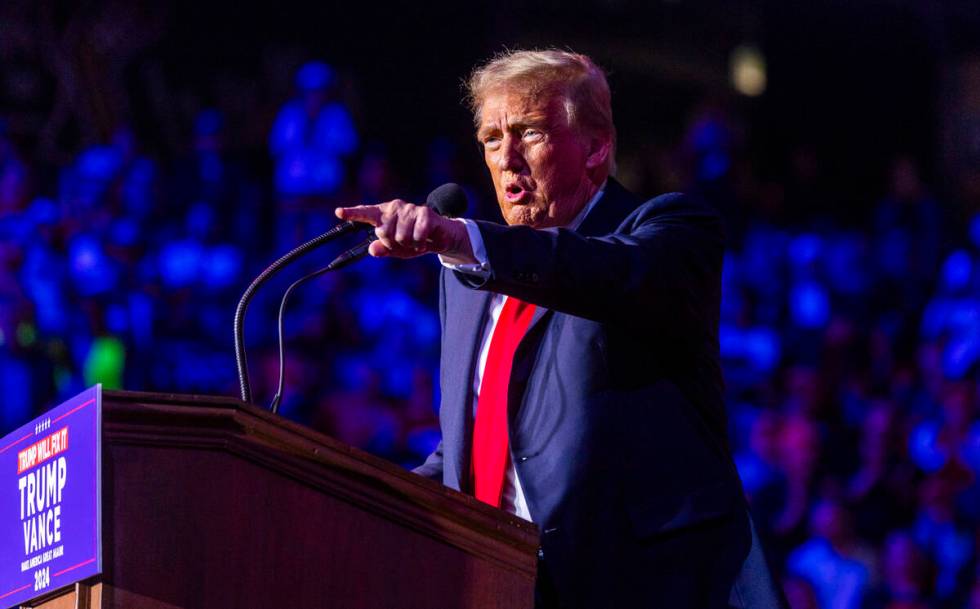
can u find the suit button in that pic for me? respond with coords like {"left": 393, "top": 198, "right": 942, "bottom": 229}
{"left": 530, "top": 273, "right": 539, "bottom": 282}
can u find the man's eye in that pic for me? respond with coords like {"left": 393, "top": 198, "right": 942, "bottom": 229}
{"left": 523, "top": 129, "right": 543, "bottom": 140}
{"left": 483, "top": 136, "right": 501, "bottom": 149}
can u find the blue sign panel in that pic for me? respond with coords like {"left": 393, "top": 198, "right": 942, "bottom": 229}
{"left": 0, "top": 386, "right": 102, "bottom": 607}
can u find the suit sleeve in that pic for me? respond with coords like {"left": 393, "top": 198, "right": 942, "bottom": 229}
{"left": 456, "top": 194, "right": 724, "bottom": 333}
{"left": 412, "top": 439, "right": 445, "bottom": 480}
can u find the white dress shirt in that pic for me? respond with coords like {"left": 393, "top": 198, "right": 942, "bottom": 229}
{"left": 439, "top": 183, "right": 606, "bottom": 521}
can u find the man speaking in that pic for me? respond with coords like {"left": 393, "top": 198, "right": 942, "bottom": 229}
{"left": 337, "top": 49, "right": 780, "bottom": 609}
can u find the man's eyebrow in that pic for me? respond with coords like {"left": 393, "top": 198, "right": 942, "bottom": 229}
{"left": 512, "top": 110, "right": 550, "bottom": 127}
{"left": 478, "top": 114, "right": 549, "bottom": 137}
{"left": 476, "top": 124, "right": 500, "bottom": 140}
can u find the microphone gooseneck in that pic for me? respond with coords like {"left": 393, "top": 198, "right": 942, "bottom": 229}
{"left": 234, "top": 221, "right": 372, "bottom": 403}
{"left": 267, "top": 182, "right": 468, "bottom": 412}
{"left": 324, "top": 235, "right": 377, "bottom": 272}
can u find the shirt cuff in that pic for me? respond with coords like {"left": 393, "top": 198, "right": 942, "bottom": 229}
{"left": 438, "top": 218, "right": 491, "bottom": 278}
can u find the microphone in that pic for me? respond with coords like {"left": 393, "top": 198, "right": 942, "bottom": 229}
{"left": 325, "top": 182, "right": 468, "bottom": 271}
{"left": 267, "top": 183, "right": 468, "bottom": 412}
{"left": 234, "top": 209, "right": 405, "bottom": 403}
{"left": 424, "top": 181, "right": 470, "bottom": 217}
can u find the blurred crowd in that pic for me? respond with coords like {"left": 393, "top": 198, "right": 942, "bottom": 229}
{"left": 1, "top": 26, "right": 980, "bottom": 608}
{"left": 670, "top": 111, "right": 980, "bottom": 607}
{"left": 0, "top": 52, "right": 457, "bottom": 467}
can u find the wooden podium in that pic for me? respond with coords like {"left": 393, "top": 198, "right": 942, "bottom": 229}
{"left": 22, "top": 391, "right": 538, "bottom": 609}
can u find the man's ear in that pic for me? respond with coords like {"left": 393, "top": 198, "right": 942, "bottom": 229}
{"left": 585, "top": 133, "right": 612, "bottom": 170}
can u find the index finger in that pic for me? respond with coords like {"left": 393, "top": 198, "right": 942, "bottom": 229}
{"left": 335, "top": 205, "right": 384, "bottom": 226}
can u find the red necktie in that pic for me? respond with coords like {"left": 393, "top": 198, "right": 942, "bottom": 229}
{"left": 472, "top": 296, "right": 537, "bottom": 507}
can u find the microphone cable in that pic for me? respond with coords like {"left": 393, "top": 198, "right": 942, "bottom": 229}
{"left": 234, "top": 221, "right": 372, "bottom": 403}
{"left": 256, "top": 182, "right": 467, "bottom": 413}
{"left": 268, "top": 234, "right": 376, "bottom": 413}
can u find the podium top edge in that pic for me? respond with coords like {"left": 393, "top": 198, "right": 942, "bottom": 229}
{"left": 98, "top": 389, "right": 541, "bottom": 564}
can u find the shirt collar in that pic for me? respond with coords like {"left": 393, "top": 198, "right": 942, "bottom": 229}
{"left": 565, "top": 180, "right": 607, "bottom": 231}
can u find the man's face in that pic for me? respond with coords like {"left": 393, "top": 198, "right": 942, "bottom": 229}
{"left": 477, "top": 90, "right": 604, "bottom": 228}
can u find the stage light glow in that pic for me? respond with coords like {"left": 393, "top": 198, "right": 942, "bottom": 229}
{"left": 83, "top": 336, "right": 125, "bottom": 389}
{"left": 16, "top": 322, "right": 36, "bottom": 347}
{"left": 730, "top": 44, "right": 766, "bottom": 97}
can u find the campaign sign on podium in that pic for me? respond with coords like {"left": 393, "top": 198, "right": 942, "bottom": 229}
{"left": 0, "top": 386, "right": 101, "bottom": 608}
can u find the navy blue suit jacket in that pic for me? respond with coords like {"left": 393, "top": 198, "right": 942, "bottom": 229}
{"left": 416, "top": 179, "right": 781, "bottom": 608}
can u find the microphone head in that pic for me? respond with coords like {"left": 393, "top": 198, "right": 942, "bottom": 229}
{"left": 425, "top": 183, "right": 468, "bottom": 218}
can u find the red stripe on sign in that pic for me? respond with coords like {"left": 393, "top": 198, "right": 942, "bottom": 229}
{"left": 0, "top": 583, "right": 31, "bottom": 600}
{"left": 0, "top": 433, "right": 33, "bottom": 455}
{"left": 17, "top": 427, "right": 70, "bottom": 474}
{"left": 51, "top": 398, "right": 96, "bottom": 424}
{"left": 52, "top": 557, "right": 96, "bottom": 578}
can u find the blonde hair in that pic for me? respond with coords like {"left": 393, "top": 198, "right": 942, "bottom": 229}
{"left": 466, "top": 49, "right": 616, "bottom": 169}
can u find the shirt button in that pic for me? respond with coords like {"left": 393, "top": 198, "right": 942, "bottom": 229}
{"left": 537, "top": 548, "right": 545, "bottom": 560}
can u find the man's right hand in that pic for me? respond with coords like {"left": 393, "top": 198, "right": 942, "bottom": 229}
{"left": 335, "top": 199, "right": 476, "bottom": 263}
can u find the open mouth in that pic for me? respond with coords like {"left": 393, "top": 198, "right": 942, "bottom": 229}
{"left": 505, "top": 183, "right": 529, "bottom": 202}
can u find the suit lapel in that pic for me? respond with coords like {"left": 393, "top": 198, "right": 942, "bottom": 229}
{"left": 453, "top": 180, "right": 642, "bottom": 482}
{"left": 524, "top": 305, "right": 551, "bottom": 337}
{"left": 575, "top": 178, "right": 642, "bottom": 239}
{"left": 442, "top": 277, "right": 491, "bottom": 492}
